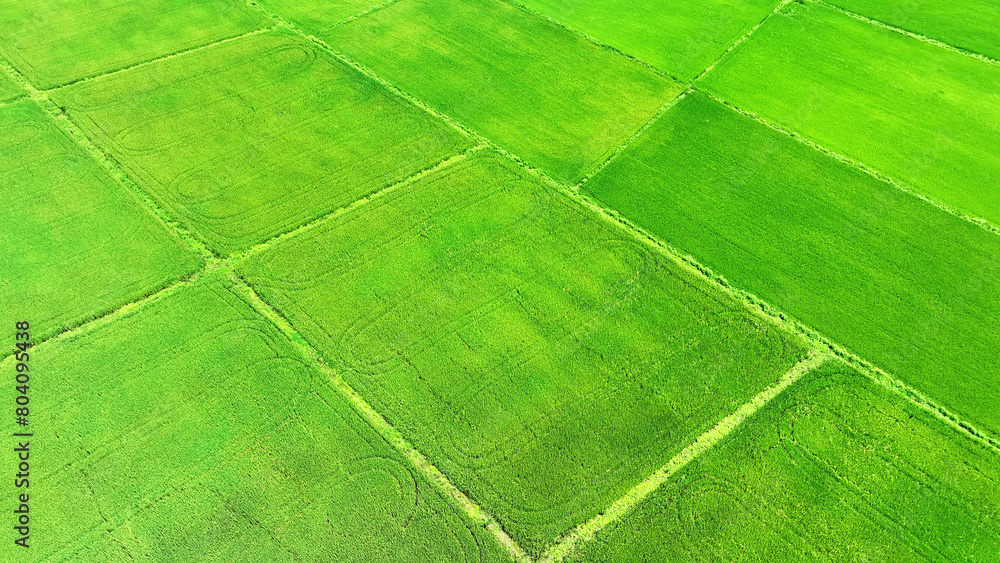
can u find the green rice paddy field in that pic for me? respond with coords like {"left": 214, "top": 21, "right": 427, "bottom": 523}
{"left": 1, "top": 0, "right": 997, "bottom": 561}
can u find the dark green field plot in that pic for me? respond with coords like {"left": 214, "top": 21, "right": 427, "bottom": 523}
{"left": 52, "top": 28, "right": 471, "bottom": 256}
{"left": 256, "top": 0, "right": 382, "bottom": 32}
{"left": 700, "top": 2, "right": 1000, "bottom": 225}
{"left": 0, "top": 71, "right": 21, "bottom": 102}
{"left": 584, "top": 92, "right": 1000, "bottom": 439}
{"left": 237, "top": 149, "right": 807, "bottom": 553}
{"left": 0, "top": 0, "right": 268, "bottom": 89}
{"left": 0, "top": 100, "right": 200, "bottom": 343}
{"left": 515, "top": 0, "right": 780, "bottom": 80}
{"left": 572, "top": 361, "right": 1000, "bottom": 561}
{"left": 4, "top": 270, "right": 505, "bottom": 561}
{"left": 323, "top": 0, "right": 681, "bottom": 183}
{"left": 826, "top": 0, "right": 1000, "bottom": 60}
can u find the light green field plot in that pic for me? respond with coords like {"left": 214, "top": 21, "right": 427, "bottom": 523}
{"left": 584, "top": 92, "right": 1000, "bottom": 438}
{"left": 0, "top": 0, "right": 268, "bottom": 89}
{"left": 515, "top": 0, "right": 779, "bottom": 81}
{"left": 825, "top": 0, "right": 1000, "bottom": 60}
{"left": 52, "top": 28, "right": 471, "bottom": 256}
{"left": 5, "top": 270, "right": 506, "bottom": 561}
{"left": 256, "top": 0, "right": 382, "bottom": 32}
{"left": 700, "top": 1, "right": 1000, "bottom": 225}
{"left": 0, "top": 100, "right": 200, "bottom": 343}
{"left": 571, "top": 361, "right": 1000, "bottom": 561}
{"left": 237, "top": 149, "right": 807, "bottom": 553}
{"left": 323, "top": 0, "right": 681, "bottom": 183}
{"left": 0, "top": 70, "right": 22, "bottom": 102}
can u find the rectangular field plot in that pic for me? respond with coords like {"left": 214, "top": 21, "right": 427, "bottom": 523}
{"left": 571, "top": 361, "right": 1000, "bottom": 562}
{"left": 583, "top": 93, "right": 1000, "bottom": 439}
{"left": 323, "top": 0, "right": 682, "bottom": 183}
{"left": 826, "top": 0, "right": 1000, "bottom": 60}
{"left": 236, "top": 149, "right": 808, "bottom": 553}
{"left": 0, "top": 71, "right": 22, "bottom": 102}
{"left": 0, "top": 100, "right": 201, "bottom": 343}
{"left": 515, "top": 0, "right": 780, "bottom": 80}
{"left": 700, "top": 1, "right": 1000, "bottom": 226}
{"left": 3, "top": 270, "right": 507, "bottom": 562}
{"left": 256, "top": 0, "right": 382, "bottom": 32}
{"left": 52, "top": 28, "right": 472, "bottom": 257}
{"left": 0, "top": 0, "right": 268, "bottom": 89}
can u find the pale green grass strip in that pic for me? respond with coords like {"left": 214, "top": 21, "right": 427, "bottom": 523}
{"left": 539, "top": 352, "right": 832, "bottom": 562}
{"left": 809, "top": 0, "right": 1000, "bottom": 68}
{"left": 233, "top": 271, "right": 531, "bottom": 563}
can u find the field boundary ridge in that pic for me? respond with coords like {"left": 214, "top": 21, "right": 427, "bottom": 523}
{"left": 230, "top": 148, "right": 477, "bottom": 263}
{"left": 0, "top": 267, "right": 210, "bottom": 364}
{"left": 44, "top": 27, "right": 276, "bottom": 92}
{"left": 329, "top": 0, "right": 407, "bottom": 28}
{"left": 573, "top": 89, "right": 691, "bottom": 190}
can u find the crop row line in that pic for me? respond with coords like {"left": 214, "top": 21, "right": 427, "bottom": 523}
{"left": 808, "top": 0, "right": 1000, "bottom": 68}
{"left": 697, "top": 88, "right": 1000, "bottom": 237}
{"left": 231, "top": 272, "right": 533, "bottom": 563}
{"left": 0, "top": 92, "right": 27, "bottom": 109}
{"left": 539, "top": 352, "right": 832, "bottom": 562}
